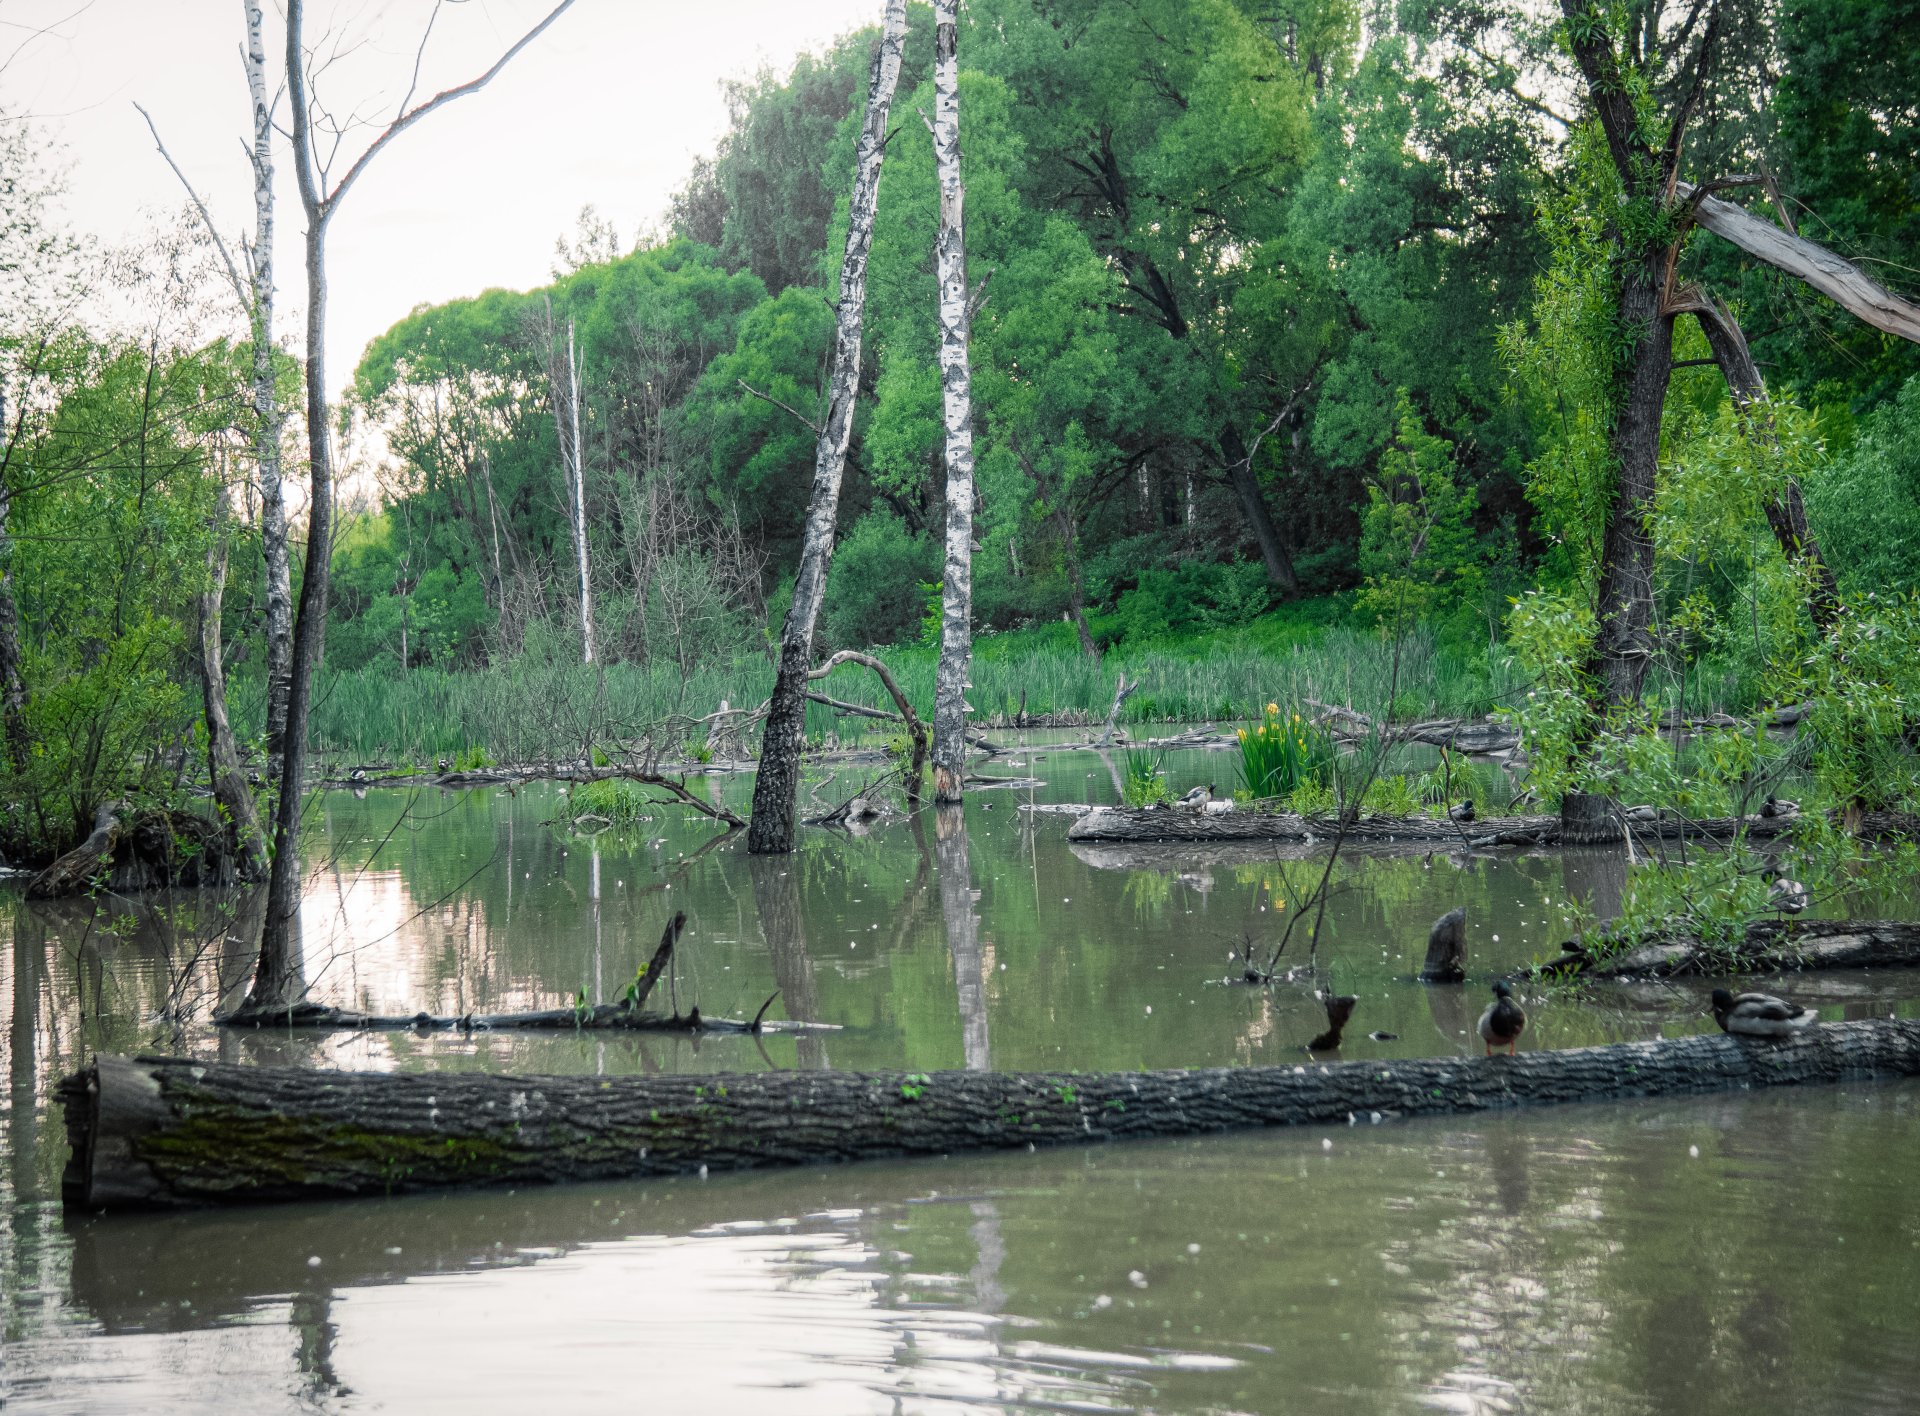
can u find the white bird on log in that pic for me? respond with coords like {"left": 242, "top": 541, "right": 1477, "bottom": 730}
{"left": 1202, "top": 798, "right": 1235, "bottom": 816}
{"left": 1712, "top": 989, "right": 1816, "bottom": 1038}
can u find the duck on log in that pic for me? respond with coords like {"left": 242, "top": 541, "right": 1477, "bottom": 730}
{"left": 60, "top": 1018, "right": 1920, "bottom": 1210}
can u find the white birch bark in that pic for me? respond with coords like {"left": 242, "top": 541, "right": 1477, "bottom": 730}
{"left": 243, "top": 0, "right": 294, "bottom": 765}
{"left": 928, "top": 0, "right": 976, "bottom": 804}
{"left": 567, "top": 318, "right": 596, "bottom": 663}
{"left": 747, "top": 0, "right": 910, "bottom": 854}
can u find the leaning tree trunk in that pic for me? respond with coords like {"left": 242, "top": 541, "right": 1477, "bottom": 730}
{"left": 244, "top": 0, "right": 293, "bottom": 767}
{"left": 748, "top": 0, "right": 909, "bottom": 854}
{"left": 61, "top": 1020, "right": 1920, "bottom": 1209}
{"left": 1679, "top": 293, "right": 1841, "bottom": 630}
{"left": 198, "top": 513, "right": 266, "bottom": 879}
{"left": 1220, "top": 422, "right": 1298, "bottom": 593}
{"left": 928, "top": 0, "right": 977, "bottom": 805}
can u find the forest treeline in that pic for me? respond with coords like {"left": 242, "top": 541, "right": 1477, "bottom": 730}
{"left": 2, "top": 0, "right": 1918, "bottom": 863}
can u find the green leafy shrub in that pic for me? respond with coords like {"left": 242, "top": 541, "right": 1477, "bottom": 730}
{"left": 1120, "top": 748, "right": 1170, "bottom": 807}
{"left": 568, "top": 779, "right": 651, "bottom": 823}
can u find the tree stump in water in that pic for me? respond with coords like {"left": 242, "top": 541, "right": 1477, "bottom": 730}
{"left": 1560, "top": 792, "right": 1623, "bottom": 845}
{"left": 27, "top": 805, "right": 242, "bottom": 898}
{"left": 60, "top": 1019, "right": 1920, "bottom": 1210}
{"left": 1421, "top": 908, "right": 1467, "bottom": 983}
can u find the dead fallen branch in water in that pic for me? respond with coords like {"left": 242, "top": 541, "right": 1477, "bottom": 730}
{"left": 61, "top": 1018, "right": 1920, "bottom": 1210}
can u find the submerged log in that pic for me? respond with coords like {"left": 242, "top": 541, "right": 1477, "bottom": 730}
{"left": 1063, "top": 805, "right": 1797, "bottom": 846}
{"left": 1530, "top": 918, "right": 1920, "bottom": 980}
{"left": 1422, "top": 908, "right": 1467, "bottom": 983}
{"left": 60, "top": 1019, "right": 1920, "bottom": 1210}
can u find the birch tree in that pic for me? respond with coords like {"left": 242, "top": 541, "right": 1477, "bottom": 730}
{"left": 247, "top": 0, "right": 576, "bottom": 1012}
{"left": 543, "top": 299, "right": 596, "bottom": 663}
{"left": 926, "top": 0, "right": 976, "bottom": 804}
{"left": 747, "top": 0, "right": 910, "bottom": 855}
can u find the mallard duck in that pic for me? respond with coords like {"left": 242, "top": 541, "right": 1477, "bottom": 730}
{"left": 1448, "top": 799, "right": 1476, "bottom": 823}
{"left": 1178, "top": 782, "right": 1216, "bottom": 809}
{"left": 437, "top": 757, "right": 451, "bottom": 772}
{"left": 1711, "top": 988, "right": 1816, "bottom": 1038}
{"left": 1623, "top": 804, "right": 1659, "bottom": 821}
{"left": 1478, "top": 980, "right": 1525, "bottom": 1056}
{"left": 1760, "top": 795, "right": 1800, "bottom": 818}
{"left": 1765, "top": 869, "right": 1810, "bottom": 914}
{"left": 349, "top": 767, "right": 367, "bottom": 785}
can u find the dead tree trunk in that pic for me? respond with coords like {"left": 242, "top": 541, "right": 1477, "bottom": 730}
{"left": 198, "top": 514, "right": 266, "bottom": 879}
{"left": 244, "top": 0, "right": 294, "bottom": 766}
{"left": 547, "top": 303, "right": 596, "bottom": 664}
{"left": 61, "top": 1019, "right": 1920, "bottom": 1209}
{"left": 1219, "top": 423, "right": 1299, "bottom": 593}
{"left": 749, "top": 0, "right": 909, "bottom": 854}
{"left": 254, "top": 0, "right": 577, "bottom": 1009}
{"left": 808, "top": 648, "right": 927, "bottom": 800}
{"left": 928, "top": 0, "right": 976, "bottom": 805}
{"left": 1098, "top": 672, "right": 1139, "bottom": 746}
{"left": 1559, "top": 791, "right": 1623, "bottom": 845}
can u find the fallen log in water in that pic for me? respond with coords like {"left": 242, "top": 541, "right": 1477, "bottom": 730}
{"left": 1530, "top": 918, "right": 1920, "bottom": 980}
{"left": 60, "top": 1019, "right": 1920, "bottom": 1210}
{"left": 1063, "top": 805, "right": 1796, "bottom": 845}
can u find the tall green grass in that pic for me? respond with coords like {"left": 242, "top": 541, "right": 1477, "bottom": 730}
{"left": 267, "top": 614, "right": 1518, "bottom": 764}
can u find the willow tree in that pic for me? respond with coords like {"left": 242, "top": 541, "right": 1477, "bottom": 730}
{"left": 247, "top": 0, "right": 577, "bottom": 1012}
{"left": 927, "top": 0, "right": 977, "bottom": 804}
{"left": 748, "top": 0, "right": 911, "bottom": 855}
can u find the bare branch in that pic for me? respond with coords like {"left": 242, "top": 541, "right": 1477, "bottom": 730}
{"left": 736, "top": 378, "right": 821, "bottom": 434}
{"left": 131, "top": 101, "right": 249, "bottom": 310}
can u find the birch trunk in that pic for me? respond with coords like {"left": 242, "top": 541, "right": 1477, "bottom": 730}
{"left": 748, "top": 0, "right": 909, "bottom": 854}
{"left": 243, "top": 0, "right": 294, "bottom": 766}
{"left": 0, "top": 387, "right": 29, "bottom": 773}
{"left": 563, "top": 317, "right": 596, "bottom": 663}
{"left": 199, "top": 510, "right": 267, "bottom": 879}
{"left": 255, "top": 0, "right": 335, "bottom": 1009}
{"left": 929, "top": 0, "right": 976, "bottom": 804}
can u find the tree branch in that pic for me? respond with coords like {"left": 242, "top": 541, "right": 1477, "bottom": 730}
{"left": 132, "top": 101, "right": 250, "bottom": 310}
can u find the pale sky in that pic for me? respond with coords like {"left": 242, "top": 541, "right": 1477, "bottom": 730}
{"left": 3, "top": 0, "right": 884, "bottom": 390}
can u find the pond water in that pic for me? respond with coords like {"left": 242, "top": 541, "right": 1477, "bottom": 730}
{"left": 5, "top": 743, "right": 1920, "bottom": 1413}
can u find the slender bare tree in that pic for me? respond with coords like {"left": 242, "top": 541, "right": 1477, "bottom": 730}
{"left": 927, "top": 0, "right": 977, "bottom": 804}
{"left": 243, "top": 0, "right": 294, "bottom": 764}
{"left": 747, "top": 0, "right": 910, "bottom": 855}
{"left": 543, "top": 299, "right": 596, "bottom": 663}
{"left": 247, "top": 0, "right": 577, "bottom": 1012}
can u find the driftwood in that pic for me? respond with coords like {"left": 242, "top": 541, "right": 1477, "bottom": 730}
{"left": 60, "top": 1018, "right": 1920, "bottom": 1210}
{"left": 27, "top": 804, "right": 245, "bottom": 898}
{"left": 1530, "top": 919, "right": 1920, "bottom": 981}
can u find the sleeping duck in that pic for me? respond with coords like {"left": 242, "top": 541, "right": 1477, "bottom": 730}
{"left": 1448, "top": 799, "right": 1476, "bottom": 823}
{"left": 1711, "top": 988, "right": 1817, "bottom": 1038}
{"left": 1478, "top": 980, "right": 1525, "bottom": 1056}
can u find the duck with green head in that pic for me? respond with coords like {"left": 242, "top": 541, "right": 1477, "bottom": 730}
{"left": 1478, "top": 981, "right": 1525, "bottom": 1056}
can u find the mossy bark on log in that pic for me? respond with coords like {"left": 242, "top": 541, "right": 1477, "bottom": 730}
{"left": 61, "top": 1019, "right": 1920, "bottom": 1210}
{"left": 1531, "top": 918, "right": 1920, "bottom": 980}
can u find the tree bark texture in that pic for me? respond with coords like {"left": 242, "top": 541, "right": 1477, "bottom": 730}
{"left": 61, "top": 1019, "right": 1920, "bottom": 1210}
{"left": 198, "top": 520, "right": 267, "bottom": 879}
{"left": 1588, "top": 255, "right": 1672, "bottom": 708}
{"left": 1559, "top": 791, "right": 1624, "bottom": 845}
{"left": 1533, "top": 918, "right": 1920, "bottom": 980}
{"left": 243, "top": 0, "right": 294, "bottom": 765}
{"left": 257, "top": 0, "right": 335, "bottom": 1010}
{"left": 929, "top": 0, "right": 976, "bottom": 805}
{"left": 1679, "top": 183, "right": 1920, "bottom": 345}
{"left": 749, "top": 0, "right": 909, "bottom": 853}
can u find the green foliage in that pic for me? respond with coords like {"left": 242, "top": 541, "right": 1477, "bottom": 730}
{"left": 821, "top": 512, "right": 938, "bottom": 649}
{"left": 1804, "top": 376, "right": 1920, "bottom": 596}
{"left": 1235, "top": 705, "right": 1335, "bottom": 802}
{"left": 567, "top": 779, "right": 653, "bottom": 825}
{"left": 1496, "top": 590, "right": 1596, "bottom": 805}
{"left": 1357, "top": 392, "right": 1486, "bottom": 627}
{"left": 1120, "top": 748, "right": 1170, "bottom": 808}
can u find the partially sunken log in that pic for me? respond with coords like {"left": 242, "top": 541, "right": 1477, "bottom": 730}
{"left": 1063, "top": 805, "right": 1796, "bottom": 846}
{"left": 28, "top": 805, "right": 243, "bottom": 898}
{"left": 60, "top": 1019, "right": 1920, "bottom": 1210}
{"left": 1531, "top": 919, "right": 1920, "bottom": 981}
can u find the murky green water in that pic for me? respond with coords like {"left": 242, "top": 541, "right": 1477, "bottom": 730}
{"left": 5, "top": 744, "right": 1920, "bottom": 1412}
